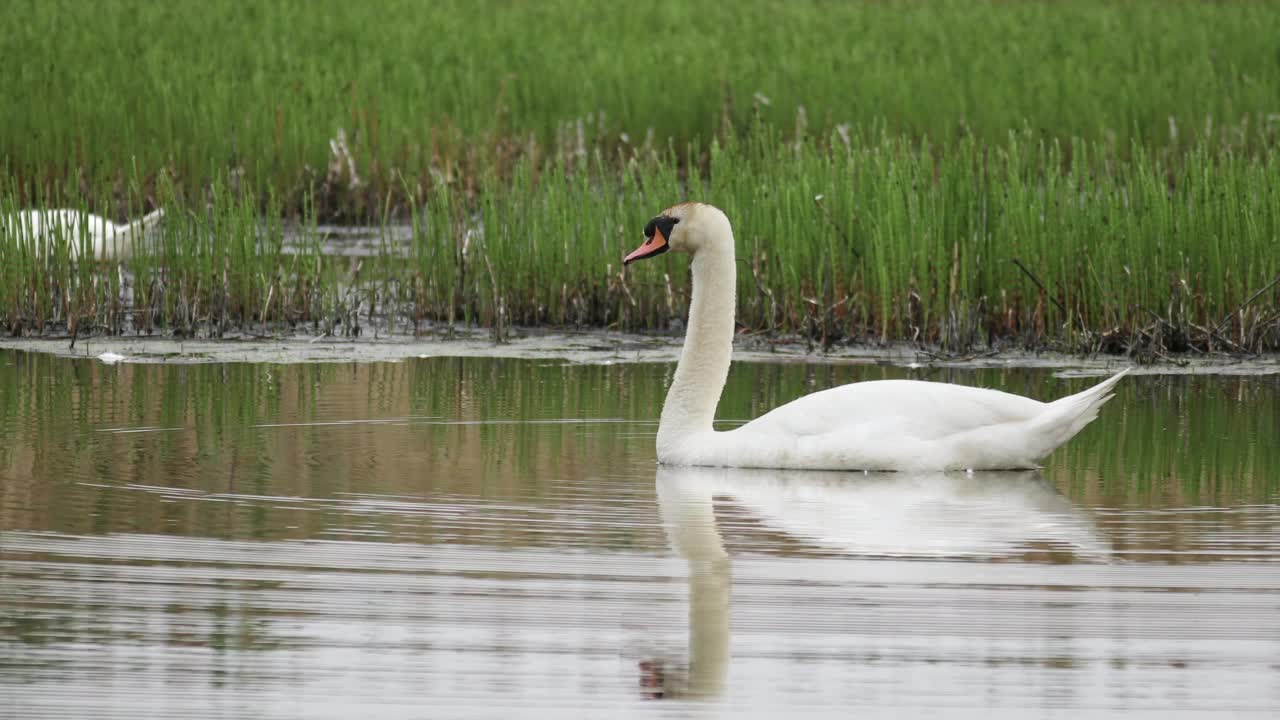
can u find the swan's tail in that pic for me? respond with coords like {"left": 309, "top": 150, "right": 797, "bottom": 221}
{"left": 106, "top": 209, "right": 165, "bottom": 259}
{"left": 1028, "top": 368, "right": 1131, "bottom": 460}
{"left": 136, "top": 207, "right": 165, "bottom": 232}
{"left": 116, "top": 207, "right": 165, "bottom": 237}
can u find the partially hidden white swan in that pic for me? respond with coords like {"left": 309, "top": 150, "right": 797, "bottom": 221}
{"left": 624, "top": 202, "right": 1130, "bottom": 471}
{"left": 4, "top": 208, "right": 165, "bottom": 261}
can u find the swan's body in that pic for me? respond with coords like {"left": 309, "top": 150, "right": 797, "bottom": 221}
{"left": 4, "top": 208, "right": 165, "bottom": 260}
{"left": 625, "top": 203, "right": 1129, "bottom": 471}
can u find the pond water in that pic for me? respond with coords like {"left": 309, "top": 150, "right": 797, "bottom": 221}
{"left": 1, "top": 352, "right": 1278, "bottom": 718}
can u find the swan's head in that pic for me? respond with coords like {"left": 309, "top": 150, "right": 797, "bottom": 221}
{"left": 624, "top": 203, "right": 729, "bottom": 265}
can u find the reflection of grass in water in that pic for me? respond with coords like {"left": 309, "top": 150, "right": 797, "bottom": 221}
{"left": 1, "top": 356, "right": 1275, "bottom": 547}
{"left": 3, "top": 130, "right": 1279, "bottom": 351}
{"left": 3, "top": 0, "right": 1279, "bottom": 200}
{"left": 1050, "top": 374, "right": 1280, "bottom": 507}
{"left": 0, "top": 354, "right": 669, "bottom": 540}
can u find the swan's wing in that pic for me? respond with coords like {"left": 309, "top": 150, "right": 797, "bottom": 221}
{"left": 736, "top": 379, "right": 1047, "bottom": 441}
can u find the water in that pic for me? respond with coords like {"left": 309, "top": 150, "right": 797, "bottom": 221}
{"left": 1, "top": 352, "right": 1278, "bottom": 718}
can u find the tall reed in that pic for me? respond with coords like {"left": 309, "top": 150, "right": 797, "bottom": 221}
{"left": 9, "top": 125, "right": 1275, "bottom": 353}
{"left": 4, "top": 0, "right": 1279, "bottom": 211}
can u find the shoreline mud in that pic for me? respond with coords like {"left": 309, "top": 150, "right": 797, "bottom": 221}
{"left": 2, "top": 330, "right": 1276, "bottom": 375}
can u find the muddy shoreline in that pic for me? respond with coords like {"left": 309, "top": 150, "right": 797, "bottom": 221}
{"left": 2, "top": 329, "right": 1277, "bottom": 375}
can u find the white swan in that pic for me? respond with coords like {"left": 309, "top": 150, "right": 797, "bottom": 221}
{"left": 4, "top": 208, "right": 165, "bottom": 261}
{"left": 624, "top": 202, "right": 1129, "bottom": 471}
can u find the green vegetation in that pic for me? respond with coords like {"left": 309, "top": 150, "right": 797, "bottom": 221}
{"left": 5, "top": 0, "right": 1280, "bottom": 208}
{"left": 2, "top": 0, "right": 1279, "bottom": 351}
{"left": 4, "top": 129, "right": 1278, "bottom": 351}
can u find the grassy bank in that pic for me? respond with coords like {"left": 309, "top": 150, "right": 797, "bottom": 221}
{"left": 3, "top": 0, "right": 1278, "bottom": 351}
{"left": 3, "top": 0, "right": 1280, "bottom": 213}
{"left": 3, "top": 128, "right": 1278, "bottom": 354}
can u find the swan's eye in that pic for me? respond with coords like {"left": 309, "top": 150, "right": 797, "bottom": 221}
{"left": 644, "top": 216, "right": 678, "bottom": 242}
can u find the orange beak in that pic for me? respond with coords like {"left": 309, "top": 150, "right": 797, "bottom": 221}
{"left": 624, "top": 227, "right": 670, "bottom": 265}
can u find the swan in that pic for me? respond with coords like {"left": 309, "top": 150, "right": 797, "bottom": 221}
{"left": 4, "top": 208, "right": 165, "bottom": 261}
{"left": 624, "top": 202, "right": 1130, "bottom": 471}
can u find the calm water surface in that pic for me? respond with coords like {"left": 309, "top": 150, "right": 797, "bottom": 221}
{"left": 1, "top": 352, "right": 1278, "bottom": 718}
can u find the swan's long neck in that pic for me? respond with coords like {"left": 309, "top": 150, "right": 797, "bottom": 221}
{"left": 658, "top": 219, "right": 736, "bottom": 447}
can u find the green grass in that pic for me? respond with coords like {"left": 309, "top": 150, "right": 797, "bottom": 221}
{"left": 3, "top": 0, "right": 1280, "bottom": 211}
{"left": 3, "top": 1, "right": 1279, "bottom": 350}
{"left": 433, "top": 127, "right": 1280, "bottom": 352}
{"left": 3, "top": 127, "right": 1278, "bottom": 352}
{"left": 1, "top": 176, "right": 361, "bottom": 338}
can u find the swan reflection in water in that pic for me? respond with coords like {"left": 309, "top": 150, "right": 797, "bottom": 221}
{"left": 641, "top": 465, "right": 1110, "bottom": 700}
